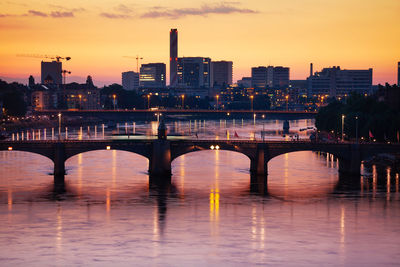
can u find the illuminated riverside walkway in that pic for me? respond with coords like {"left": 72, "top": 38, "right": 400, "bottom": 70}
{"left": 1, "top": 135, "right": 399, "bottom": 186}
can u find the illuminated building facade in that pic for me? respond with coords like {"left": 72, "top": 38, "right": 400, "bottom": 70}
{"left": 140, "top": 63, "right": 166, "bottom": 88}
{"left": 307, "top": 66, "right": 372, "bottom": 97}
{"left": 177, "top": 57, "right": 211, "bottom": 88}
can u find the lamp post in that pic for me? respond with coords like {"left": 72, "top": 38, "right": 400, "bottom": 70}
{"left": 79, "top": 94, "right": 82, "bottom": 110}
{"left": 112, "top": 94, "right": 116, "bottom": 110}
{"left": 147, "top": 94, "right": 150, "bottom": 109}
{"left": 341, "top": 114, "right": 345, "bottom": 142}
{"left": 58, "top": 113, "right": 61, "bottom": 140}
{"left": 285, "top": 95, "right": 289, "bottom": 111}
{"left": 216, "top": 95, "right": 219, "bottom": 110}
{"left": 250, "top": 95, "right": 254, "bottom": 111}
{"left": 262, "top": 114, "right": 265, "bottom": 141}
{"left": 181, "top": 94, "right": 185, "bottom": 109}
{"left": 355, "top": 116, "right": 359, "bottom": 143}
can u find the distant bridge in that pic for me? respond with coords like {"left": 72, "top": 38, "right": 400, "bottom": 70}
{"left": 34, "top": 109, "right": 317, "bottom": 119}
{"left": 1, "top": 139, "right": 398, "bottom": 186}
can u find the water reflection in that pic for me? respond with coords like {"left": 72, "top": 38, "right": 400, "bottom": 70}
{"left": 1, "top": 119, "right": 400, "bottom": 266}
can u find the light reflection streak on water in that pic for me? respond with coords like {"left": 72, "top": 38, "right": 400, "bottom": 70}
{"left": 210, "top": 150, "right": 220, "bottom": 237}
{"left": 387, "top": 168, "right": 391, "bottom": 202}
{"left": 7, "top": 188, "right": 12, "bottom": 212}
{"left": 373, "top": 165, "right": 377, "bottom": 199}
{"left": 180, "top": 155, "right": 185, "bottom": 199}
{"left": 77, "top": 154, "right": 83, "bottom": 198}
{"left": 56, "top": 205, "right": 63, "bottom": 253}
{"left": 112, "top": 149, "right": 117, "bottom": 188}
{"left": 284, "top": 153, "right": 289, "bottom": 198}
{"left": 151, "top": 121, "right": 158, "bottom": 136}
{"left": 340, "top": 205, "right": 346, "bottom": 263}
{"left": 396, "top": 173, "right": 399, "bottom": 193}
{"left": 360, "top": 162, "right": 364, "bottom": 196}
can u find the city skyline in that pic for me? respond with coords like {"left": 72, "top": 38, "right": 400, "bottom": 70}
{"left": 1, "top": 0, "right": 399, "bottom": 86}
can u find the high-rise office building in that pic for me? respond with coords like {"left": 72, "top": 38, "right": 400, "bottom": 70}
{"left": 273, "top": 67, "right": 290, "bottom": 88}
{"left": 397, "top": 62, "right": 400, "bottom": 86}
{"left": 122, "top": 71, "right": 139, "bottom": 91}
{"left": 140, "top": 63, "right": 166, "bottom": 88}
{"left": 170, "top": 29, "right": 178, "bottom": 87}
{"left": 41, "top": 61, "right": 62, "bottom": 85}
{"left": 251, "top": 66, "right": 289, "bottom": 89}
{"left": 177, "top": 57, "right": 211, "bottom": 88}
{"left": 251, "top": 66, "right": 268, "bottom": 88}
{"left": 307, "top": 66, "right": 372, "bottom": 97}
{"left": 211, "top": 61, "right": 233, "bottom": 87}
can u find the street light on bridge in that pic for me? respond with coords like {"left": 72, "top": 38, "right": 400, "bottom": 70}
{"left": 250, "top": 95, "right": 254, "bottom": 111}
{"left": 58, "top": 113, "right": 62, "bottom": 140}
{"left": 112, "top": 94, "right": 117, "bottom": 110}
{"left": 341, "top": 114, "right": 345, "bottom": 142}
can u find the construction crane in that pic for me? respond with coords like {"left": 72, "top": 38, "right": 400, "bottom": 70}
{"left": 61, "top": 70, "right": 71, "bottom": 85}
{"left": 17, "top": 54, "right": 71, "bottom": 62}
{"left": 123, "top": 55, "right": 143, "bottom": 72}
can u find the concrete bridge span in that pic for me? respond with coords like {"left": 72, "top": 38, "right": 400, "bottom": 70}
{"left": 0, "top": 139, "right": 399, "bottom": 186}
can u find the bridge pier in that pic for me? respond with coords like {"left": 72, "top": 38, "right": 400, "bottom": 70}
{"left": 149, "top": 140, "right": 172, "bottom": 179}
{"left": 53, "top": 143, "right": 66, "bottom": 185}
{"left": 338, "top": 145, "right": 361, "bottom": 176}
{"left": 250, "top": 146, "right": 268, "bottom": 177}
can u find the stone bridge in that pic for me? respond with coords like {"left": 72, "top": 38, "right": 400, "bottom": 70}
{"left": 1, "top": 139, "right": 399, "bottom": 186}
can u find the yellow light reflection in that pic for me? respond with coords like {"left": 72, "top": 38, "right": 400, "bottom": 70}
{"left": 7, "top": 188, "right": 12, "bottom": 211}
{"left": 106, "top": 188, "right": 111, "bottom": 214}
{"left": 77, "top": 154, "right": 83, "bottom": 198}
{"left": 340, "top": 205, "right": 345, "bottom": 256}
{"left": 56, "top": 206, "right": 63, "bottom": 253}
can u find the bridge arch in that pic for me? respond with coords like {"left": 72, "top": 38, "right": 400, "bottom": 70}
{"left": 171, "top": 148, "right": 251, "bottom": 164}
{"left": 0, "top": 146, "right": 54, "bottom": 163}
{"left": 170, "top": 143, "right": 253, "bottom": 163}
{"left": 64, "top": 147, "right": 150, "bottom": 162}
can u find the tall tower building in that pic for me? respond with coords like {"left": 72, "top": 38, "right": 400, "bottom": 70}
{"left": 170, "top": 29, "right": 178, "bottom": 87}
{"left": 397, "top": 62, "right": 400, "bottom": 86}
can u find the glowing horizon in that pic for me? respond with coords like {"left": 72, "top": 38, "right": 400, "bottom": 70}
{"left": 0, "top": 0, "right": 399, "bottom": 86}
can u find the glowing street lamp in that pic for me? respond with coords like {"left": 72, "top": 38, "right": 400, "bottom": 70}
{"left": 112, "top": 94, "right": 117, "bottom": 110}
{"left": 79, "top": 94, "right": 82, "bottom": 110}
{"left": 285, "top": 95, "right": 289, "bottom": 111}
{"left": 147, "top": 94, "right": 150, "bottom": 109}
{"left": 216, "top": 95, "right": 219, "bottom": 110}
{"left": 181, "top": 94, "right": 185, "bottom": 109}
{"left": 341, "top": 114, "right": 345, "bottom": 142}
{"left": 250, "top": 95, "right": 254, "bottom": 111}
{"left": 58, "top": 113, "right": 62, "bottom": 140}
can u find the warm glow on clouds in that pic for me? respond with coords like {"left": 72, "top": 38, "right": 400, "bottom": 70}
{"left": 0, "top": 0, "right": 399, "bottom": 85}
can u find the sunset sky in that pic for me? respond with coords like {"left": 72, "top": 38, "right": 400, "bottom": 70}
{"left": 1, "top": 0, "right": 399, "bottom": 86}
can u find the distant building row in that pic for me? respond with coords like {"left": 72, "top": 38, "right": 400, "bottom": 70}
{"left": 122, "top": 59, "right": 233, "bottom": 90}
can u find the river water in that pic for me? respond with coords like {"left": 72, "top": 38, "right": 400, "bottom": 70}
{"left": 1, "top": 119, "right": 399, "bottom": 266}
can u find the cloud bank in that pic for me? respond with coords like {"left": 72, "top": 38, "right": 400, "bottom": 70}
{"left": 141, "top": 3, "right": 258, "bottom": 19}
